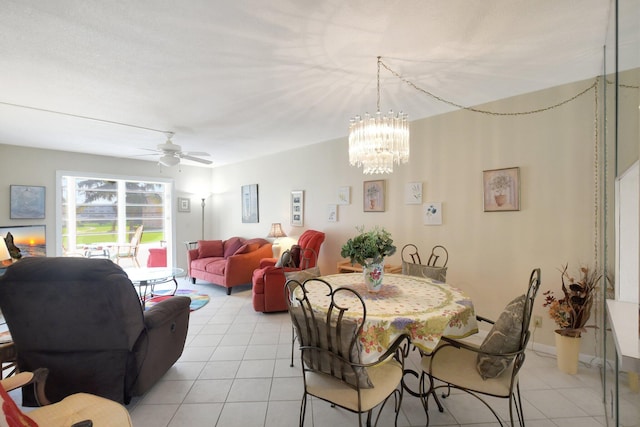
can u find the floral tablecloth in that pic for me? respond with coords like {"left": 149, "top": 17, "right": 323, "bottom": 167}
{"left": 307, "top": 273, "right": 478, "bottom": 363}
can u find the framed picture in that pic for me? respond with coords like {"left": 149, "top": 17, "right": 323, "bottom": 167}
{"left": 241, "top": 184, "right": 259, "bottom": 223}
{"left": 337, "top": 186, "right": 350, "bottom": 205}
{"left": 423, "top": 202, "right": 443, "bottom": 225}
{"left": 327, "top": 204, "right": 337, "bottom": 222}
{"left": 291, "top": 190, "right": 304, "bottom": 226}
{"left": 10, "top": 185, "right": 46, "bottom": 219}
{"left": 483, "top": 167, "right": 520, "bottom": 212}
{"left": 405, "top": 182, "right": 423, "bottom": 204}
{"left": 363, "top": 180, "right": 385, "bottom": 212}
{"left": 0, "top": 225, "right": 46, "bottom": 258}
{"left": 177, "top": 197, "right": 191, "bottom": 212}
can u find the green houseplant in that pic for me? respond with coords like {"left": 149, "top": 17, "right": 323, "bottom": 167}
{"left": 340, "top": 226, "right": 396, "bottom": 267}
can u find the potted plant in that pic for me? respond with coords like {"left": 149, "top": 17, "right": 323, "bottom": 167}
{"left": 340, "top": 226, "right": 396, "bottom": 292}
{"left": 542, "top": 264, "right": 601, "bottom": 373}
{"left": 489, "top": 174, "right": 511, "bottom": 206}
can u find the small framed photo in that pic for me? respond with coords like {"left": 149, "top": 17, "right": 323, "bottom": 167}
{"left": 337, "top": 186, "right": 350, "bottom": 205}
{"left": 178, "top": 197, "right": 191, "bottom": 212}
{"left": 10, "top": 185, "right": 46, "bottom": 219}
{"left": 405, "top": 182, "right": 423, "bottom": 204}
{"left": 327, "top": 204, "right": 337, "bottom": 222}
{"left": 291, "top": 190, "right": 304, "bottom": 226}
{"left": 363, "top": 180, "right": 385, "bottom": 212}
{"left": 242, "top": 184, "right": 259, "bottom": 223}
{"left": 483, "top": 167, "right": 520, "bottom": 212}
{"left": 423, "top": 202, "right": 443, "bottom": 225}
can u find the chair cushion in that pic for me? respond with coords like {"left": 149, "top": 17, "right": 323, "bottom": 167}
{"left": 402, "top": 261, "right": 447, "bottom": 282}
{"left": 198, "top": 240, "right": 224, "bottom": 258}
{"left": 476, "top": 294, "right": 525, "bottom": 379}
{"left": 289, "top": 245, "right": 301, "bottom": 267}
{"left": 275, "top": 250, "right": 296, "bottom": 268}
{"left": 290, "top": 305, "right": 373, "bottom": 389}
{"left": 284, "top": 266, "right": 321, "bottom": 283}
{"left": 28, "top": 393, "right": 132, "bottom": 426}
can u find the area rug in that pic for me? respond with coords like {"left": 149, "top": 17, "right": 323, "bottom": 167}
{"left": 145, "top": 289, "right": 210, "bottom": 312}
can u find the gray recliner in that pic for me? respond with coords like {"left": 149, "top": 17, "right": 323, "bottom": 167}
{"left": 0, "top": 257, "right": 190, "bottom": 406}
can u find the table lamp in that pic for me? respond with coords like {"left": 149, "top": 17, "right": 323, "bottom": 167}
{"left": 0, "top": 237, "right": 11, "bottom": 267}
{"left": 267, "top": 223, "right": 287, "bottom": 258}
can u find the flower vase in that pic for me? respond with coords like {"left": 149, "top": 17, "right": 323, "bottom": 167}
{"left": 555, "top": 331, "right": 581, "bottom": 374}
{"left": 363, "top": 261, "right": 384, "bottom": 293}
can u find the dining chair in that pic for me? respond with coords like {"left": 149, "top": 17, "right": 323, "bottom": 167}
{"left": 114, "top": 225, "right": 144, "bottom": 267}
{"left": 400, "top": 244, "right": 448, "bottom": 282}
{"left": 0, "top": 368, "right": 132, "bottom": 427}
{"left": 420, "top": 268, "right": 541, "bottom": 427}
{"left": 285, "top": 277, "right": 410, "bottom": 427}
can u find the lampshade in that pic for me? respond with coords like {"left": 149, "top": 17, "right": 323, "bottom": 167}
{"left": 267, "top": 223, "right": 286, "bottom": 239}
{"left": 349, "top": 56, "right": 410, "bottom": 174}
{"left": 0, "top": 238, "right": 11, "bottom": 262}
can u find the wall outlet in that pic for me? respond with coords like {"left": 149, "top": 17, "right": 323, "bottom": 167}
{"left": 533, "top": 315, "right": 542, "bottom": 328}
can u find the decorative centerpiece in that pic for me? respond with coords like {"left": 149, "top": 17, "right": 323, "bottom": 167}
{"left": 340, "top": 226, "right": 396, "bottom": 292}
{"left": 542, "top": 264, "right": 601, "bottom": 374}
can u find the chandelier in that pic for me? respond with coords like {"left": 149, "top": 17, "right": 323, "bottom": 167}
{"left": 349, "top": 57, "right": 410, "bottom": 174}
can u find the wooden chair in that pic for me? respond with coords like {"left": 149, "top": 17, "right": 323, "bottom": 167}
{"left": 400, "top": 244, "right": 449, "bottom": 281}
{"left": 286, "top": 277, "right": 410, "bottom": 426}
{"left": 113, "top": 225, "right": 144, "bottom": 267}
{"left": 420, "top": 268, "right": 541, "bottom": 427}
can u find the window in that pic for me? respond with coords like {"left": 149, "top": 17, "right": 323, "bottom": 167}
{"left": 57, "top": 171, "right": 173, "bottom": 266}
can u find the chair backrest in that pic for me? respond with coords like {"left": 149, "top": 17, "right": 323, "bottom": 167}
{"left": 131, "top": 225, "right": 144, "bottom": 246}
{"left": 285, "top": 278, "right": 372, "bottom": 389}
{"left": 520, "top": 268, "right": 542, "bottom": 348}
{"left": 401, "top": 244, "right": 449, "bottom": 281}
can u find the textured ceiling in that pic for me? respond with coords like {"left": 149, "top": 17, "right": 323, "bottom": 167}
{"left": 0, "top": 0, "right": 633, "bottom": 167}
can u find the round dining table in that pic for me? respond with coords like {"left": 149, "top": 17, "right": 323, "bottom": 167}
{"left": 303, "top": 273, "right": 478, "bottom": 363}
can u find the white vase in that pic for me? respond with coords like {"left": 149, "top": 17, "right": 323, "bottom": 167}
{"left": 363, "top": 260, "right": 384, "bottom": 293}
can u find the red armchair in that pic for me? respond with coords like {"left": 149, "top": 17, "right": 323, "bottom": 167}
{"left": 252, "top": 229, "right": 325, "bottom": 312}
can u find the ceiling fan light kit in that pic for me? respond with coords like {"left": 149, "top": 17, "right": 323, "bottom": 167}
{"left": 159, "top": 154, "right": 181, "bottom": 167}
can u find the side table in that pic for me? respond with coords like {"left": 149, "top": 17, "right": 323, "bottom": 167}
{"left": 336, "top": 260, "right": 402, "bottom": 274}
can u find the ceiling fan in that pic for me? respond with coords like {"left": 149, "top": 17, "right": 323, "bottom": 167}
{"left": 144, "top": 133, "right": 212, "bottom": 167}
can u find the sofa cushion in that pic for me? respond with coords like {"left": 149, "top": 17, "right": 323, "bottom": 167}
{"left": 198, "top": 240, "right": 223, "bottom": 258}
{"left": 223, "top": 237, "right": 245, "bottom": 258}
{"left": 191, "top": 257, "right": 223, "bottom": 272}
{"left": 204, "top": 260, "right": 226, "bottom": 275}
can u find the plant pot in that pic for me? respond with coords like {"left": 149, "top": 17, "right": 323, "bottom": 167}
{"left": 494, "top": 194, "right": 507, "bottom": 206}
{"left": 363, "top": 262, "right": 384, "bottom": 293}
{"left": 555, "top": 331, "right": 581, "bottom": 374}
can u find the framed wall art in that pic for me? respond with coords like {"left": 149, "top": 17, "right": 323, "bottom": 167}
{"left": 241, "top": 184, "right": 259, "bottom": 223}
{"left": 363, "top": 180, "right": 385, "bottom": 212}
{"left": 0, "top": 225, "right": 46, "bottom": 257}
{"left": 337, "top": 186, "right": 350, "bottom": 205}
{"left": 177, "top": 197, "right": 191, "bottom": 213}
{"left": 327, "top": 204, "right": 337, "bottom": 222}
{"left": 423, "top": 202, "right": 443, "bottom": 225}
{"left": 10, "top": 185, "right": 46, "bottom": 219}
{"left": 483, "top": 167, "right": 520, "bottom": 212}
{"left": 405, "top": 182, "right": 423, "bottom": 204}
{"left": 291, "top": 190, "right": 304, "bottom": 226}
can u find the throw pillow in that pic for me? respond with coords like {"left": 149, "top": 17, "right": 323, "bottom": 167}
{"left": 233, "top": 242, "right": 260, "bottom": 256}
{"left": 289, "top": 245, "right": 301, "bottom": 268}
{"left": 198, "top": 240, "right": 224, "bottom": 258}
{"left": 0, "top": 383, "right": 39, "bottom": 427}
{"left": 223, "top": 237, "right": 244, "bottom": 258}
{"left": 290, "top": 305, "right": 373, "bottom": 389}
{"left": 284, "top": 266, "right": 321, "bottom": 283}
{"left": 275, "top": 250, "right": 296, "bottom": 268}
{"left": 476, "top": 294, "right": 526, "bottom": 379}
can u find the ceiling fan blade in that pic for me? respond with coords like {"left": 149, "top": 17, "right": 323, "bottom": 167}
{"left": 180, "top": 154, "right": 213, "bottom": 165}
{"left": 182, "top": 151, "right": 211, "bottom": 157}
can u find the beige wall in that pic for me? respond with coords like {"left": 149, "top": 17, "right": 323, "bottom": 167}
{"left": 0, "top": 75, "right": 602, "bottom": 352}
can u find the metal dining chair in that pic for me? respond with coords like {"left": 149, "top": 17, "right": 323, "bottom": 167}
{"left": 401, "top": 244, "right": 449, "bottom": 282}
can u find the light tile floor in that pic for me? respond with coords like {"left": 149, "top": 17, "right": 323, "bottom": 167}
{"left": 32, "top": 279, "right": 640, "bottom": 426}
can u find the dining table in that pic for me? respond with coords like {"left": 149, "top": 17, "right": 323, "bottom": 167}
{"left": 303, "top": 273, "right": 479, "bottom": 364}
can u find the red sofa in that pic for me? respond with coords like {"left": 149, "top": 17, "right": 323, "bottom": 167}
{"left": 252, "top": 230, "right": 325, "bottom": 312}
{"left": 188, "top": 237, "right": 272, "bottom": 295}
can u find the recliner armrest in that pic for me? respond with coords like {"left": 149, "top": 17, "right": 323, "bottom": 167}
{"left": 143, "top": 296, "right": 191, "bottom": 329}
